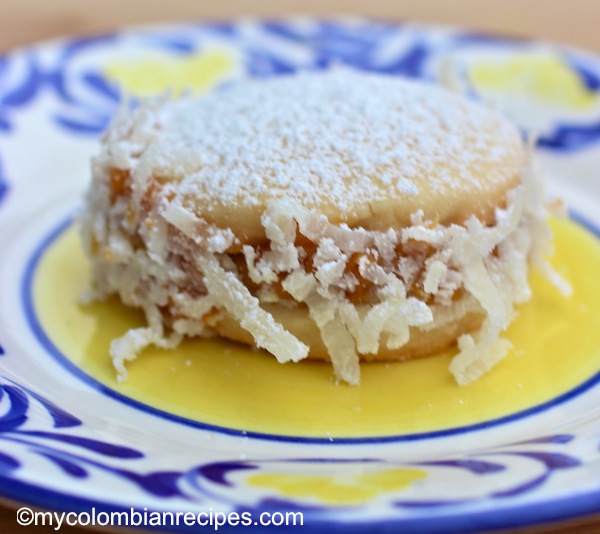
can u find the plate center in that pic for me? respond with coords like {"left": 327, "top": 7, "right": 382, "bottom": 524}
{"left": 30, "top": 218, "right": 600, "bottom": 439}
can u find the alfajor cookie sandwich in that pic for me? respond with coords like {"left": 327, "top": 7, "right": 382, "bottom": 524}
{"left": 80, "top": 69, "right": 569, "bottom": 386}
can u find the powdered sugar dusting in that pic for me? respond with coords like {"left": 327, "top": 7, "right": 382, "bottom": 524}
{"left": 124, "top": 69, "right": 521, "bottom": 221}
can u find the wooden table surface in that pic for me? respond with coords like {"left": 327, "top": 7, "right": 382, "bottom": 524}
{"left": 1, "top": 0, "right": 600, "bottom": 532}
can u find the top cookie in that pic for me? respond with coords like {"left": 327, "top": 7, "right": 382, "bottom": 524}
{"left": 118, "top": 69, "right": 524, "bottom": 243}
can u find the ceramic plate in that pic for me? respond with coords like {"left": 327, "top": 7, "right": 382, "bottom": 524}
{"left": 2, "top": 18, "right": 600, "bottom": 533}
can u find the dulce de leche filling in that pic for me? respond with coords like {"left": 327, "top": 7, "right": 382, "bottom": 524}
{"left": 92, "top": 135, "right": 564, "bottom": 388}
{"left": 106, "top": 169, "right": 462, "bottom": 310}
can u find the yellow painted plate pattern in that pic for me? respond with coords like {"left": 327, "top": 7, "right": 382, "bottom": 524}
{"left": 33, "top": 218, "right": 600, "bottom": 439}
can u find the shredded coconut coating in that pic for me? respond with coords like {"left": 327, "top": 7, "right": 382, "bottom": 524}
{"left": 80, "top": 69, "right": 569, "bottom": 386}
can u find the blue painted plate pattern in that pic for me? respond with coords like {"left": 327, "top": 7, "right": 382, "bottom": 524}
{"left": 1, "top": 19, "right": 600, "bottom": 532}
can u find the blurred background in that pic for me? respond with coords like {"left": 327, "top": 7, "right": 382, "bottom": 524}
{"left": 1, "top": 0, "right": 600, "bottom": 53}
